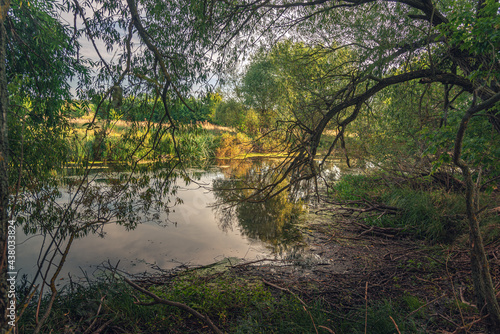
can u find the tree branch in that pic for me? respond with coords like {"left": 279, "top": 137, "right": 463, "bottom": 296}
{"left": 124, "top": 278, "right": 224, "bottom": 334}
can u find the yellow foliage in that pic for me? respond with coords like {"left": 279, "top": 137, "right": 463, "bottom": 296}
{"left": 216, "top": 133, "right": 252, "bottom": 158}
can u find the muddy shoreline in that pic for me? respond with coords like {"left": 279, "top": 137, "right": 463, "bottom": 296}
{"left": 127, "top": 197, "right": 500, "bottom": 333}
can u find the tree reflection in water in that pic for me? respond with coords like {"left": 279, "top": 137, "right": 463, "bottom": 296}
{"left": 212, "top": 159, "right": 308, "bottom": 255}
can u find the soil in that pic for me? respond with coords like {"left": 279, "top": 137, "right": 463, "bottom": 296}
{"left": 227, "top": 199, "right": 500, "bottom": 334}
{"left": 133, "top": 198, "right": 500, "bottom": 333}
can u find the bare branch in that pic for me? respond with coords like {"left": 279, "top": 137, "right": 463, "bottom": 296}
{"left": 124, "top": 278, "right": 224, "bottom": 334}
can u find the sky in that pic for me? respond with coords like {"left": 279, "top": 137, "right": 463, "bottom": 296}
{"left": 58, "top": 2, "right": 221, "bottom": 99}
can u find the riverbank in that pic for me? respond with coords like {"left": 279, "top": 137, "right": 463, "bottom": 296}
{"left": 16, "top": 189, "right": 499, "bottom": 333}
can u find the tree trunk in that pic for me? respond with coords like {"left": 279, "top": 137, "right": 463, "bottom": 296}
{"left": 463, "top": 166, "right": 500, "bottom": 333}
{"left": 454, "top": 96, "right": 500, "bottom": 333}
{"left": 0, "top": 2, "right": 10, "bottom": 331}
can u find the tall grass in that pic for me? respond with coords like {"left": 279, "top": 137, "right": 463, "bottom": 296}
{"left": 17, "top": 270, "right": 432, "bottom": 333}
{"left": 66, "top": 122, "right": 222, "bottom": 164}
{"left": 329, "top": 174, "right": 471, "bottom": 243}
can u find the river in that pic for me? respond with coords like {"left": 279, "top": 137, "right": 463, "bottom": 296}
{"left": 15, "top": 158, "right": 345, "bottom": 285}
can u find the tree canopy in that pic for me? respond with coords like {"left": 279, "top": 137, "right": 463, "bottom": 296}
{"left": 1, "top": 0, "right": 500, "bottom": 332}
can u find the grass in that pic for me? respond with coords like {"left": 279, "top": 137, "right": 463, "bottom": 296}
{"left": 17, "top": 267, "right": 435, "bottom": 334}
{"left": 65, "top": 117, "right": 291, "bottom": 164}
{"left": 328, "top": 173, "right": 498, "bottom": 244}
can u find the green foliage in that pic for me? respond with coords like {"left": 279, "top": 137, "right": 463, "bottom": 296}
{"left": 6, "top": 0, "right": 88, "bottom": 186}
{"left": 17, "top": 271, "right": 330, "bottom": 333}
{"left": 329, "top": 174, "right": 382, "bottom": 201}
{"left": 235, "top": 40, "right": 354, "bottom": 138}
{"left": 8, "top": 113, "right": 72, "bottom": 187}
{"left": 66, "top": 121, "right": 220, "bottom": 164}
{"left": 239, "top": 108, "right": 261, "bottom": 136}
{"left": 439, "top": 0, "right": 500, "bottom": 83}
{"left": 176, "top": 125, "right": 219, "bottom": 161}
{"left": 16, "top": 265, "right": 435, "bottom": 334}
{"left": 152, "top": 273, "right": 273, "bottom": 325}
{"left": 360, "top": 299, "right": 423, "bottom": 334}
{"left": 213, "top": 98, "right": 247, "bottom": 128}
{"left": 240, "top": 53, "right": 280, "bottom": 116}
{"left": 7, "top": 0, "right": 87, "bottom": 122}
{"left": 171, "top": 93, "right": 221, "bottom": 124}
{"left": 330, "top": 174, "right": 469, "bottom": 243}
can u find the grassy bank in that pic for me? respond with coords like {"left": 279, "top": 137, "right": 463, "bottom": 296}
{"left": 327, "top": 173, "right": 499, "bottom": 245}
{"left": 17, "top": 264, "right": 436, "bottom": 334}
{"left": 66, "top": 117, "right": 289, "bottom": 165}
{"left": 15, "top": 170, "right": 500, "bottom": 333}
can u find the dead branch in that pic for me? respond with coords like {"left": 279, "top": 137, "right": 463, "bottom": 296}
{"left": 262, "top": 279, "right": 308, "bottom": 307}
{"left": 83, "top": 295, "right": 106, "bottom": 334}
{"left": 262, "top": 279, "right": 318, "bottom": 334}
{"left": 124, "top": 278, "right": 224, "bottom": 334}
{"left": 405, "top": 294, "right": 446, "bottom": 318}
{"left": 350, "top": 221, "right": 405, "bottom": 238}
{"left": 389, "top": 316, "right": 402, "bottom": 334}
{"left": 91, "top": 317, "right": 115, "bottom": 334}
{"left": 320, "top": 198, "right": 401, "bottom": 214}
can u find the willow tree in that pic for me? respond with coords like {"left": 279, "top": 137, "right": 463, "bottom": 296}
{"left": 0, "top": 0, "right": 223, "bottom": 331}
{"left": 204, "top": 0, "right": 500, "bottom": 331}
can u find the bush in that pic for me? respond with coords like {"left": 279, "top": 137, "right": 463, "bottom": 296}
{"left": 215, "top": 132, "right": 253, "bottom": 158}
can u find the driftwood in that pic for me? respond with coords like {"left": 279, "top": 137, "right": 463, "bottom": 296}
{"left": 317, "top": 198, "right": 407, "bottom": 237}
{"left": 351, "top": 220, "right": 406, "bottom": 238}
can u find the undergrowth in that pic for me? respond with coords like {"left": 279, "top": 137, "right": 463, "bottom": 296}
{"left": 328, "top": 173, "right": 498, "bottom": 244}
{"left": 16, "top": 269, "right": 433, "bottom": 333}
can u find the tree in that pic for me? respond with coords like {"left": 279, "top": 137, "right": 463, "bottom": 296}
{"left": 240, "top": 54, "right": 280, "bottom": 127}
{"left": 0, "top": 0, "right": 498, "bottom": 331}
{"left": 0, "top": 0, "right": 221, "bottom": 330}
{"left": 0, "top": 0, "right": 10, "bottom": 331}
{"left": 205, "top": 0, "right": 500, "bottom": 330}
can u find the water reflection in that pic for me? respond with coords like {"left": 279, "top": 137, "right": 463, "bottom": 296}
{"left": 16, "top": 163, "right": 281, "bottom": 281}
{"left": 17, "top": 158, "right": 347, "bottom": 282}
{"left": 212, "top": 159, "right": 307, "bottom": 255}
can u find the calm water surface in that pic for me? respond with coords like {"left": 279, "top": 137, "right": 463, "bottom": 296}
{"left": 17, "top": 159, "right": 320, "bottom": 282}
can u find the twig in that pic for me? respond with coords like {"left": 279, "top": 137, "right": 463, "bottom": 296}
{"left": 262, "top": 279, "right": 307, "bottom": 307}
{"left": 83, "top": 295, "right": 106, "bottom": 334}
{"left": 318, "top": 325, "right": 336, "bottom": 333}
{"left": 364, "top": 282, "right": 368, "bottom": 334}
{"left": 124, "top": 278, "right": 223, "bottom": 334}
{"left": 230, "top": 258, "right": 282, "bottom": 268}
{"left": 262, "top": 280, "right": 318, "bottom": 334}
{"left": 459, "top": 286, "right": 476, "bottom": 308}
{"left": 405, "top": 294, "right": 445, "bottom": 318}
{"left": 389, "top": 316, "right": 402, "bottom": 334}
{"left": 449, "top": 315, "right": 488, "bottom": 334}
{"left": 303, "top": 306, "right": 319, "bottom": 334}
{"left": 92, "top": 317, "right": 115, "bottom": 334}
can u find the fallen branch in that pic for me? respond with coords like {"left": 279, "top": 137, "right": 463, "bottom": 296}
{"left": 124, "top": 278, "right": 224, "bottom": 334}
{"left": 449, "top": 315, "right": 488, "bottom": 334}
{"left": 83, "top": 295, "right": 106, "bottom": 334}
{"left": 389, "top": 316, "right": 402, "bottom": 334}
{"left": 405, "top": 294, "right": 446, "bottom": 318}
{"left": 350, "top": 220, "right": 405, "bottom": 238}
{"left": 320, "top": 198, "right": 401, "bottom": 214}
{"left": 262, "top": 279, "right": 318, "bottom": 334}
{"left": 262, "top": 279, "right": 308, "bottom": 307}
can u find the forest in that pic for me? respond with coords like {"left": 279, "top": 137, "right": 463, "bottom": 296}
{"left": 0, "top": 0, "right": 499, "bottom": 333}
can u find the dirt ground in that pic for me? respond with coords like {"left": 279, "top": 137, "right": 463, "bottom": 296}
{"left": 229, "top": 200, "right": 500, "bottom": 333}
